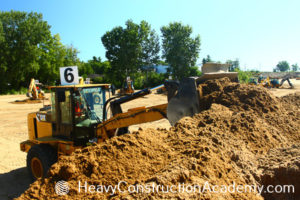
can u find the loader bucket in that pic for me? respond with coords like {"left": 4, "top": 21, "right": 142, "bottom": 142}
{"left": 166, "top": 77, "right": 201, "bottom": 126}
{"left": 165, "top": 72, "right": 238, "bottom": 125}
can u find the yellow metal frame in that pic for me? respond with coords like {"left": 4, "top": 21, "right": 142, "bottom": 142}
{"left": 97, "top": 103, "right": 167, "bottom": 141}
{"left": 48, "top": 83, "right": 110, "bottom": 89}
{"left": 20, "top": 137, "right": 78, "bottom": 158}
{"left": 27, "top": 113, "right": 52, "bottom": 140}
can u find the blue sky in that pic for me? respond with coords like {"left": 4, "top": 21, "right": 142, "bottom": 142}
{"left": 1, "top": 0, "right": 300, "bottom": 71}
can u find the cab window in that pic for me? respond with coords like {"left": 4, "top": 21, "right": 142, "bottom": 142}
{"left": 60, "top": 90, "right": 72, "bottom": 124}
{"left": 51, "top": 91, "right": 56, "bottom": 122}
{"left": 74, "top": 92, "right": 88, "bottom": 124}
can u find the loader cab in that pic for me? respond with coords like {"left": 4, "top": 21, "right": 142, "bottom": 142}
{"left": 50, "top": 84, "right": 110, "bottom": 144}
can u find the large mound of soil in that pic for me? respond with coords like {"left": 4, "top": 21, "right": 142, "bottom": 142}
{"left": 18, "top": 79, "right": 300, "bottom": 200}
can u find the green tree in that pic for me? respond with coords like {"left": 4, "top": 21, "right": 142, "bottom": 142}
{"left": 139, "top": 21, "right": 160, "bottom": 67}
{"left": 292, "top": 63, "right": 299, "bottom": 72}
{"left": 0, "top": 11, "right": 52, "bottom": 91}
{"left": 226, "top": 59, "right": 240, "bottom": 72}
{"left": 85, "top": 57, "right": 112, "bottom": 75}
{"left": 101, "top": 20, "right": 160, "bottom": 86}
{"left": 234, "top": 68, "right": 252, "bottom": 83}
{"left": 88, "top": 56, "right": 102, "bottom": 74}
{"left": 161, "top": 22, "right": 200, "bottom": 80}
{"left": 36, "top": 34, "right": 65, "bottom": 85}
{"left": 275, "top": 61, "right": 290, "bottom": 72}
{"left": 37, "top": 37, "right": 80, "bottom": 85}
{"left": 63, "top": 45, "right": 80, "bottom": 66}
{"left": 0, "top": 11, "right": 80, "bottom": 92}
{"left": 0, "top": 20, "right": 4, "bottom": 42}
{"left": 0, "top": 19, "right": 6, "bottom": 90}
{"left": 78, "top": 62, "right": 94, "bottom": 77}
{"left": 202, "top": 55, "right": 212, "bottom": 64}
{"left": 188, "top": 66, "right": 202, "bottom": 76}
{"left": 100, "top": 61, "right": 112, "bottom": 74}
{"left": 157, "top": 60, "right": 168, "bottom": 66}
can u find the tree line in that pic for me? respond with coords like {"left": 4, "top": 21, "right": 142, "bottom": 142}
{"left": 0, "top": 10, "right": 203, "bottom": 93}
{"left": 1, "top": 10, "right": 298, "bottom": 94}
{"left": 90, "top": 19, "right": 202, "bottom": 87}
{"left": 274, "top": 61, "right": 298, "bottom": 72}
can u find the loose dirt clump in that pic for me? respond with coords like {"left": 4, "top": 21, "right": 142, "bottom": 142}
{"left": 17, "top": 78, "right": 300, "bottom": 200}
{"left": 198, "top": 78, "right": 279, "bottom": 114}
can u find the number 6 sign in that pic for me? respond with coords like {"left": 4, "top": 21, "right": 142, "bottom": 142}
{"left": 60, "top": 66, "right": 79, "bottom": 85}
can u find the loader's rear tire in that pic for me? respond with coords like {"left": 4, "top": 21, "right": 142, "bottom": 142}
{"left": 27, "top": 144, "right": 57, "bottom": 181}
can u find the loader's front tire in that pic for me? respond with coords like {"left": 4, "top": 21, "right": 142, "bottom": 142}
{"left": 27, "top": 144, "right": 57, "bottom": 181}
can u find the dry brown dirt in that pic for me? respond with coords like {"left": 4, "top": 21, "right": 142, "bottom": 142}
{"left": 15, "top": 79, "right": 300, "bottom": 200}
{"left": 0, "top": 79, "right": 299, "bottom": 199}
{"left": 0, "top": 92, "right": 169, "bottom": 199}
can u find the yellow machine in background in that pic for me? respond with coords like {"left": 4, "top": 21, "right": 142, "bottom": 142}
{"left": 256, "top": 75, "right": 293, "bottom": 88}
{"left": 258, "top": 76, "right": 272, "bottom": 87}
{"left": 26, "top": 78, "right": 45, "bottom": 100}
{"left": 119, "top": 76, "right": 134, "bottom": 95}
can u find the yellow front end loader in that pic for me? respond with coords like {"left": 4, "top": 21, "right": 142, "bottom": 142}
{"left": 21, "top": 62, "right": 238, "bottom": 181}
{"left": 21, "top": 83, "right": 167, "bottom": 180}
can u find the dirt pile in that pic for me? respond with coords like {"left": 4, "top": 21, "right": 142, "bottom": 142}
{"left": 18, "top": 79, "right": 300, "bottom": 200}
{"left": 258, "top": 144, "right": 300, "bottom": 200}
{"left": 198, "top": 78, "right": 279, "bottom": 114}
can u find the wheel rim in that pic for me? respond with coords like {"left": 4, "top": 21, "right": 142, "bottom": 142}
{"left": 31, "top": 157, "right": 43, "bottom": 179}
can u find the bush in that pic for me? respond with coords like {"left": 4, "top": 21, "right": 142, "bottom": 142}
{"left": 93, "top": 71, "right": 166, "bottom": 90}
{"left": 2, "top": 87, "right": 28, "bottom": 95}
{"left": 92, "top": 77, "right": 105, "bottom": 84}
{"left": 92, "top": 76, "right": 120, "bottom": 87}
{"left": 119, "top": 71, "right": 167, "bottom": 90}
{"left": 146, "top": 72, "right": 165, "bottom": 87}
{"left": 234, "top": 69, "right": 253, "bottom": 83}
{"left": 188, "top": 66, "right": 202, "bottom": 76}
{"left": 133, "top": 73, "right": 145, "bottom": 89}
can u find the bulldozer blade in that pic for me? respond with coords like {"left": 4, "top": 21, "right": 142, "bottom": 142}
{"left": 167, "top": 77, "right": 200, "bottom": 126}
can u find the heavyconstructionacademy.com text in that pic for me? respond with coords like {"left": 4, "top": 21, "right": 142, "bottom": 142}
{"left": 54, "top": 180, "right": 295, "bottom": 196}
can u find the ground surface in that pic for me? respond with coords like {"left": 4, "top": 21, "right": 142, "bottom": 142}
{"left": 0, "top": 79, "right": 299, "bottom": 199}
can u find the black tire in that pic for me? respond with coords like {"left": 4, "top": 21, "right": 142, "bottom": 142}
{"left": 27, "top": 144, "right": 57, "bottom": 181}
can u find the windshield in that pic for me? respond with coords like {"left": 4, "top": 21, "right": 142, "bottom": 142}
{"left": 75, "top": 87, "right": 106, "bottom": 125}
